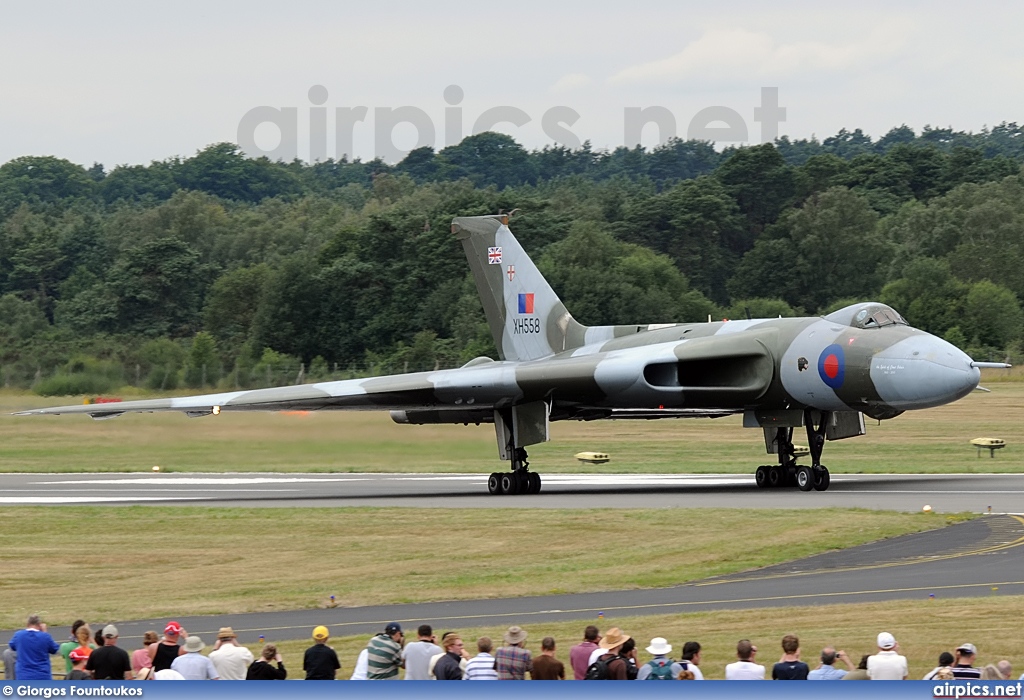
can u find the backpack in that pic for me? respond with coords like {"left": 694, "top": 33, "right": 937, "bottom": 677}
{"left": 585, "top": 654, "right": 617, "bottom": 680}
{"left": 645, "top": 658, "right": 676, "bottom": 680}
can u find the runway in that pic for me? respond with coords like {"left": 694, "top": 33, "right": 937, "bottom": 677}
{"left": 0, "top": 471, "right": 1022, "bottom": 512}
{"left": 3, "top": 515, "right": 1022, "bottom": 645}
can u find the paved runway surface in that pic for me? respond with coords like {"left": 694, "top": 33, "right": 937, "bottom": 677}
{"left": 1, "top": 471, "right": 1022, "bottom": 512}
{"left": 4, "top": 515, "right": 1022, "bottom": 645}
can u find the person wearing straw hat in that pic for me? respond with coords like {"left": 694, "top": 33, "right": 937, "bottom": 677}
{"left": 209, "top": 627, "right": 253, "bottom": 680}
{"left": 495, "top": 626, "right": 532, "bottom": 680}
{"left": 637, "top": 637, "right": 682, "bottom": 680}
{"left": 170, "top": 636, "right": 219, "bottom": 680}
{"left": 588, "top": 627, "right": 632, "bottom": 680}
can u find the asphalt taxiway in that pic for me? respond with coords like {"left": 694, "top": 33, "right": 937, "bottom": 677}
{"left": 0, "top": 471, "right": 1021, "bottom": 512}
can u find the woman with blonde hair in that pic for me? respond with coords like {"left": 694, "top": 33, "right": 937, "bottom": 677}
{"left": 58, "top": 622, "right": 93, "bottom": 675}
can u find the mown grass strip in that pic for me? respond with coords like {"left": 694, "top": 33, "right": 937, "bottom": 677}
{"left": 0, "top": 506, "right": 961, "bottom": 629}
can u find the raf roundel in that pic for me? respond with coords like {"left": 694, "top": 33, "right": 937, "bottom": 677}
{"left": 817, "top": 343, "right": 845, "bottom": 389}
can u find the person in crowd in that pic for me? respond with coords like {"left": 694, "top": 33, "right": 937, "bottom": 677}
{"left": 365, "top": 622, "right": 404, "bottom": 680}
{"left": 303, "top": 626, "right": 340, "bottom": 680}
{"left": 9, "top": 614, "right": 60, "bottom": 680}
{"left": 619, "top": 637, "right": 639, "bottom": 679}
{"left": 808, "top": 646, "right": 853, "bottom": 680}
{"left": 59, "top": 621, "right": 92, "bottom": 675}
{"left": 867, "top": 632, "right": 908, "bottom": 680}
{"left": 65, "top": 647, "right": 92, "bottom": 680}
{"left": 725, "top": 639, "right": 765, "bottom": 680}
{"left": 402, "top": 624, "right": 441, "bottom": 680}
{"left": 569, "top": 626, "right": 600, "bottom": 680}
{"left": 86, "top": 625, "right": 132, "bottom": 681}
{"left": 208, "top": 627, "right": 253, "bottom": 680}
{"left": 131, "top": 631, "right": 157, "bottom": 677}
{"left": 591, "top": 627, "right": 632, "bottom": 680}
{"left": 637, "top": 637, "right": 681, "bottom": 680}
{"left": 433, "top": 635, "right": 465, "bottom": 680}
{"left": 349, "top": 648, "right": 369, "bottom": 680}
{"left": 3, "top": 646, "right": 17, "bottom": 680}
{"left": 842, "top": 655, "right": 871, "bottom": 681}
{"left": 997, "top": 660, "right": 1012, "bottom": 679}
{"left": 773, "top": 634, "right": 809, "bottom": 680}
{"left": 531, "top": 637, "right": 565, "bottom": 680}
{"left": 170, "top": 636, "right": 219, "bottom": 680}
{"left": 93, "top": 630, "right": 105, "bottom": 649}
{"left": 495, "top": 625, "right": 532, "bottom": 680}
{"left": 149, "top": 621, "right": 187, "bottom": 672}
{"left": 951, "top": 643, "right": 982, "bottom": 680}
{"left": 464, "top": 637, "right": 499, "bottom": 680}
{"left": 980, "top": 664, "right": 1006, "bottom": 680}
{"left": 923, "top": 651, "right": 955, "bottom": 680}
{"left": 681, "top": 640, "right": 705, "bottom": 680}
{"left": 246, "top": 643, "right": 286, "bottom": 680}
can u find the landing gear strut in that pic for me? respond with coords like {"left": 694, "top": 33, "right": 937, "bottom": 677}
{"left": 754, "top": 410, "right": 831, "bottom": 492}
{"left": 488, "top": 447, "right": 542, "bottom": 495}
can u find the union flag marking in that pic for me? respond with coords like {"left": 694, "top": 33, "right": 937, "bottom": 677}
{"left": 488, "top": 247, "right": 502, "bottom": 264}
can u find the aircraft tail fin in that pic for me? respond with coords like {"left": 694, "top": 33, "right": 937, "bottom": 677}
{"left": 452, "top": 214, "right": 586, "bottom": 361}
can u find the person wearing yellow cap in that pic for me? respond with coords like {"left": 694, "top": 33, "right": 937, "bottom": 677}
{"left": 304, "top": 626, "right": 340, "bottom": 680}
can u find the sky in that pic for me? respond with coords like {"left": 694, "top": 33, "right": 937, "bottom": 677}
{"left": 1, "top": 0, "right": 1022, "bottom": 167}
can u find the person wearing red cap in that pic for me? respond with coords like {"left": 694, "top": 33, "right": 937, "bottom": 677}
{"left": 149, "top": 621, "right": 188, "bottom": 672}
{"left": 65, "top": 647, "right": 92, "bottom": 680}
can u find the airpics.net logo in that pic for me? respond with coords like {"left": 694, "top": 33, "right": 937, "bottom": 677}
{"left": 933, "top": 682, "right": 1024, "bottom": 698}
{"left": 236, "top": 85, "right": 787, "bottom": 164}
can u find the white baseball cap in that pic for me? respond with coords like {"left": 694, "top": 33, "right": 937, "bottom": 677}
{"left": 877, "top": 632, "right": 896, "bottom": 649}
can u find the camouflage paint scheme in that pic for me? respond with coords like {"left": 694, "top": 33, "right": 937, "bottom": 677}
{"left": 17, "top": 215, "right": 1001, "bottom": 494}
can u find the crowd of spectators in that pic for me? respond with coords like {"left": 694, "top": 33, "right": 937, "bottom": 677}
{"left": 2, "top": 614, "right": 1019, "bottom": 681}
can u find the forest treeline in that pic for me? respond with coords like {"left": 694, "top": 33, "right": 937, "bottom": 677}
{"left": 2, "top": 123, "right": 1024, "bottom": 394}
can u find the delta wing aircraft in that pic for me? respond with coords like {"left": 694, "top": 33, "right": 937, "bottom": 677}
{"left": 18, "top": 214, "right": 1006, "bottom": 494}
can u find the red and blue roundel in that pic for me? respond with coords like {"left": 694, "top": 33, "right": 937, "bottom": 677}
{"left": 817, "top": 344, "right": 845, "bottom": 389}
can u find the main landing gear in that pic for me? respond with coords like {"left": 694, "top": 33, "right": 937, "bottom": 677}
{"left": 487, "top": 447, "right": 542, "bottom": 495}
{"left": 754, "top": 409, "right": 831, "bottom": 492}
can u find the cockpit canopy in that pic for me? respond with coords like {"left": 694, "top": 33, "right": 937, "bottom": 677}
{"left": 824, "top": 302, "right": 908, "bottom": 329}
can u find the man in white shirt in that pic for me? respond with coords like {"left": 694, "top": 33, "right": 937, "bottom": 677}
{"left": 402, "top": 625, "right": 442, "bottom": 680}
{"left": 725, "top": 639, "right": 765, "bottom": 680}
{"left": 867, "top": 632, "right": 908, "bottom": 680}
{"left": 208, "top": 627, "right": 253, "bottom": 680}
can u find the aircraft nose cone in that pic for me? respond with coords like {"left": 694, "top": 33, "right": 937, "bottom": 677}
{"left": 870, "top": 335, "right": 980, "bottom": 410}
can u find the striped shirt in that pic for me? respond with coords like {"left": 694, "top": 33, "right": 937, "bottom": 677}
{"left": 365, "top": 635, "right": 402, "bottom": 680}
{"left": 464, "top": 653, "right": 498, "bottom": 680}
{"left": 494, "top": 645, "right": 532, "bottom": 680}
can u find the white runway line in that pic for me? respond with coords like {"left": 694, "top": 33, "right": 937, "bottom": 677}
{"left": 33, "top": 476, "right": 373, "bottom": 485}
{"left": 0, "top": 496, "right": 213, "bottom": 504}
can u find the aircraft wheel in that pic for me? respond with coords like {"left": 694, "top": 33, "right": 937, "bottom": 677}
{"left": 767, "top": 466, "right": 783, "bottom": 488}
{"left": 527, "top": 472, "right": 542, "bottom": 494}
{"left": 500, "top": 473, "right": 517, "bottom": 495}
{"left": 796, "top": 465, "right": 814, "bottom": 492}
{"left": 487, "top": 473, "right": 501, "bottom": 495}
{"left": 755, "top": 466, "right": 769, "bottom": 488}
{"left": 813, "top": 466, "right": 830, "bottom": 491}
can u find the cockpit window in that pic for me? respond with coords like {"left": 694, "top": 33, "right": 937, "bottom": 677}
{"left": 825, "top": 303, "right": 908, "bottom": 329}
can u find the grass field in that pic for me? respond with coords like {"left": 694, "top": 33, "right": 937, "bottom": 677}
{"left": 0, "top": 372, "right": 1020, "bottom": 474}
{"left": 0, "top": 506, "right": 960, "bottom": 630}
